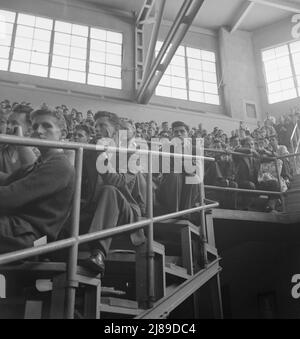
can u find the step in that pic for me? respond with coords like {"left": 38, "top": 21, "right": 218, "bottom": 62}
{"left": 101, "top": 297, "right": 138, "bottom": 309}
{"left": 165, "top": 263, "right": 190, "bottom": 280}
{"left": 100, "top": 304, "right": 142, "bottom": 316}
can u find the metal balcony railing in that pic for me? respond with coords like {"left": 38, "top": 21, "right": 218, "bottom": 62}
{"left": 0, "top": 134, "right": 218, "bottom": 319}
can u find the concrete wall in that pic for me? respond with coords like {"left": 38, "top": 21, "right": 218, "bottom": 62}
{"left": 218, "top": 28, "right": 263, "bottom": 123}
{"left": 253, "top": 16, "right": 300, "bottom": 120}
{"left": 0, "top": 0, "right": 261, "bottom": 133}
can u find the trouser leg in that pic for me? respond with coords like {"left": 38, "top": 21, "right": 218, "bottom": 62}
{"left": 87, "top": 186, "right": 135, "bottom": 257}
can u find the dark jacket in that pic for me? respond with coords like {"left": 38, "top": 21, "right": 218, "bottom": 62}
{"left": 0, "top": 152, "right": 75, "bottom": 241}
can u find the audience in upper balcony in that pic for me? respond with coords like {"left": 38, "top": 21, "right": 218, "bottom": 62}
{"left": 0, "top": 99, "right": 299, "bottom": 215}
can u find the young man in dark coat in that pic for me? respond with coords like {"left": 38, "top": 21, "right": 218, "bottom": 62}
{"left": 0, "top": 107, "right": 75, "bottom": 254}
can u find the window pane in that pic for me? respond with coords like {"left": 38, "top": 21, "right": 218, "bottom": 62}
{"left": 52, "top": 55, "right": 69, "bottom": 68}
{"left": 106, "top": 31, "right": 122, "bottom": 44}
{"left": 90, "top": 50, "right": 106, "bottom": 63}
{"left": 105, "top": 64, "right": 121, "bottom": 78}
{"left": 106, "top": 53, "right": 122, "bottom": 66}
{"left": 68, "top": 70, "right": 85, "bottom": 83}
{"left": 13, "top": 48, "right": 31, "bottom": 63}
{"left": 189, "top": 91, "right": 204, "bottom": 103}
{"left": 202, "top": 50, "right": 215, "bottom": 62}
{"left": 268, "top": 81, "right": 281, "bottom": 94}
{"left": 53, "top": 43, "right": 70, "bottom": 57}
{"left": 156, "top": 85, "right": 172, "bottom": 97}
{"left": 18, "top": 13, "right": 35, "bottom": 26}
{"left": 70, "top": 46, "right": 86, "bottom": 59}
{"left": 290, "top": 41, "right": 300, "bottom": 53}
{"left": 69, "top": 58, "right": 86, "bottom": 71}
{"left": 204, "top": 82, "right": 218, "bottom": 94}
{"left": 171, "top": 76, "right": 186, "bottom": 89}
{"left": 188, "top": 58, "right": 202, "bottom": 70}
{"left": 16, "top": 25, "right": 34, "bottom": 39}
{"left": 205, "top": 93, "right": 220, "bottom": 105}
{"left": 35, "top": 17, "right": 53, "bottom": 30}
{"left": 50, "top": 67, "right": 68, "bottom": 80}
{"left": 263, "top": 43, "right": 299, "bottom": 104}
{"left": 172, "top": 88, "right": 187, "bottom": 100}
{"left": 90, "top": 28, "right": 106, "bottom": 40}
{"left": 0, "top": 10, "right": 16, "bottom": 23}
{"left": 0, "top": 45, "right": 10, "bottom": 59}
{"left": 106, "top": 42, "right": 122, "bottom": 55}
{"left": 91, "top": 39, "right": 106, "bottom": 52}
{"left": 55, "top": 32, "right": 71, "bottom": 45}
{"left": 10, "top": 60, "right": 30, "bottom": 74}
{"left": 189, "top": 80, "right": 204, "bottom": 92}
{"left": 34, "top": 28, "right": 51, "bottom": 42}
{"left": 72, "top": 24, "right": 88, "bottom": 37}
{"left": 159, "top": 75, "right": 171, "bottom": 87}
{"left": 187, "top": 47, "right": 201, "bottom": 59}
{"left": 32, "top": 40, "right": 50, "bottom": 53}
{"left": 0, "top": 58, "right": 9, "bottom": 71}
{"left": 55, "top": 21, "right": 72, "bottom": 34}
{"left": 105, "top": 76, "right": 121, "bottom": 89}
{"left": 29, "top": 63, "right": 48, "bottom": 77}
{"left": 202, "top": 61, "right": 216, "bottom": 73}
{"left": 71, "top": 35, "right": 87, "bottom": 48}
{"left": 89, "top": 62, "right": 105, "bottom": 75}
{"left": 31, "top": 51, "right": 49, "bottom": 65}
{"left": 88, "top": 73, "right": 105, "bottom": 86}
{"left": 171, "top": 65, "right": 185, "bottom": 77}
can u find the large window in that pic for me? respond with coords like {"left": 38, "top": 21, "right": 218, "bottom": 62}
{"left": 155, "top": 42, "right": 220, "bottom": 105}
{"left": 0, "top": 8, "right": 123, "bottom": 90}
{"left": 0, "top": 10, "right": 16, "bottom": 71}
{"left": 11, "top": 13, "right": 53, "bottom": 77}
{"left": 262, "top": 41, "right": 300, "bottom": 104}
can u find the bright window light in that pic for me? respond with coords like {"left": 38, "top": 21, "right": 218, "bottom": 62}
{"left": 155, "top": 42, "right": 220, "bottom": 105}
{"left": 10, "top": 13, "right": 52, "bottom": 77}
{"left": 263, "top": 42, "right": 300, "bottom": 104}
{"left": 0, "top": 9, "right": 16, "bottom": 71}
{"left": 88, "top": 28, "right": 123, "bottom": 89}
{"left": 1, "top": 8, "right": 124, "bottom": 90}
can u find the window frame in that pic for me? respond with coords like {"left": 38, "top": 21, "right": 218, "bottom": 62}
{"left": 154, "top": 42, "right": 221, "bottom": 108}
{"left": 261, "top": 39, "right": 300, "bottom": 105}
{"left": 0, "top": 7, "right": 124, "bottom": 91}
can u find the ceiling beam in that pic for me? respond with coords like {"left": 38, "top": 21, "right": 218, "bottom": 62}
{"left": 136, "top": 0, "right": 205, "bottom": 104}
{"left": 230, "top": 1, "right": 255, "bottom": 33}
{"left": 248, "top": 0, "right": 300, "bottom": 13}
{"left": 143, "top": 0, "right": 166, "bottom": 82}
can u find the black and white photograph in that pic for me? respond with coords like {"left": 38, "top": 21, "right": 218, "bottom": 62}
{"left": 0, "top": 0, "right": 300, "bottom": 322}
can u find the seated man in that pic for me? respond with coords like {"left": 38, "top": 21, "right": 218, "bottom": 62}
{"left": 205, "top": 153, "right": 238, "bottom": 209}
{"left": 0, "top": 104, "right": 37, "bottom": 178}
{"left": 73, "top": 124, "right": 94, "bottom": 144}
{"left": 0, "top": 107, "right": 75, "bottom": 254}
{"left": 79, "top": 111, "right": 146, "bottom": 274}
{"left": 156, "top": 121, "right": 202, "bottom": 221}
{"left": 233, "top": 137, "right": 260, "bottom": 209}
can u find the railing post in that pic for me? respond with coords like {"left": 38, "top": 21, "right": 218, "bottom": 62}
{"left": 66, "top": 147, "right": 83, "bottom": 319}
{"left": 147, "top": 151, "right": 155, "bottom": 308}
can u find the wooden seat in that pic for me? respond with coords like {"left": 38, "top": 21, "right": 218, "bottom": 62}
{"left": 0, "top": 261, "right": 101, "bottom": 319}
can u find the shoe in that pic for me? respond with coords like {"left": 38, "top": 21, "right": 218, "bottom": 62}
{"left": 79, "top": 251, "right": 105, "bottom": 275}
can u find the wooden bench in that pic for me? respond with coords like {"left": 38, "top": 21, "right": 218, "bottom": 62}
{"left": 0, "top": 261, "right": 101, "bottom": 319}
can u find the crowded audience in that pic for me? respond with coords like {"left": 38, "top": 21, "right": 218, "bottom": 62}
{"left": 0, "top": 98, "right": 299, "bottom": 272}
{"left": 0, "top": 99, "right": 298, "bottom": 214}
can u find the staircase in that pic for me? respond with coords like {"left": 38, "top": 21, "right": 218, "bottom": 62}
{"left": 99, "top": 213, "right": 222, "bottom": 319}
